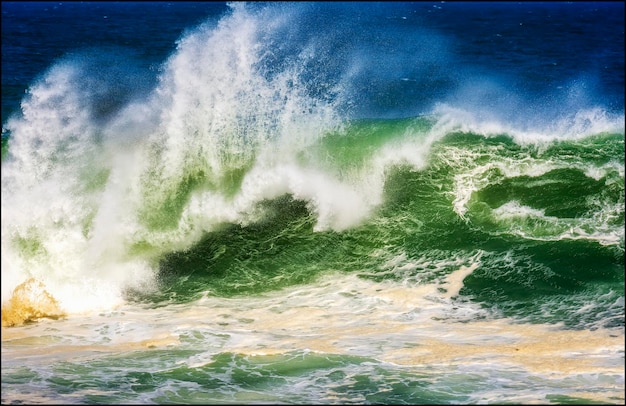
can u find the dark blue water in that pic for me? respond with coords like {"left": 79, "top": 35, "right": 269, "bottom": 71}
{"left": 1, "top": 1, "right": 228, "bottom": 124}
{"left": 2, "top": 1, "right": 624, "bottom": 125}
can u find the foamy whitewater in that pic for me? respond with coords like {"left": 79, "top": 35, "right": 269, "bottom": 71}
{"left": 1, "top": 2, "right": 624, "bottom": 404}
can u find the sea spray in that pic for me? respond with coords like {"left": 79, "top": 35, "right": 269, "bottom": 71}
{"left": 0, "top": 3, "right": 340, "bottom": 321}
{"left": 1, "top": 3, "right": 397, "bottom": 322}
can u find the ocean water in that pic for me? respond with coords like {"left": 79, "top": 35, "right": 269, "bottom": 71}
{"left": 1, "top": 2, "right": 624, "bottom": 404}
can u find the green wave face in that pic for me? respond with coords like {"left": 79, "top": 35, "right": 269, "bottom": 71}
{"left": 121, "top": 118, "right": 624, "bottom": 331}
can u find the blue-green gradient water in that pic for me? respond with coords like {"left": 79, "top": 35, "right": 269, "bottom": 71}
{"left": 1, "top": 2, "right": 624, "bottom": 404}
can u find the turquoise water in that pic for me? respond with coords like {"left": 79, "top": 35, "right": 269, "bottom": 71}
{"left": 2, "top": 2, "right": 624, "bottom": 404}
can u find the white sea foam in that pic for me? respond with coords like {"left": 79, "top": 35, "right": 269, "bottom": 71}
{"left": 431, "top": 103, "right": 625, "bottom": 145}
